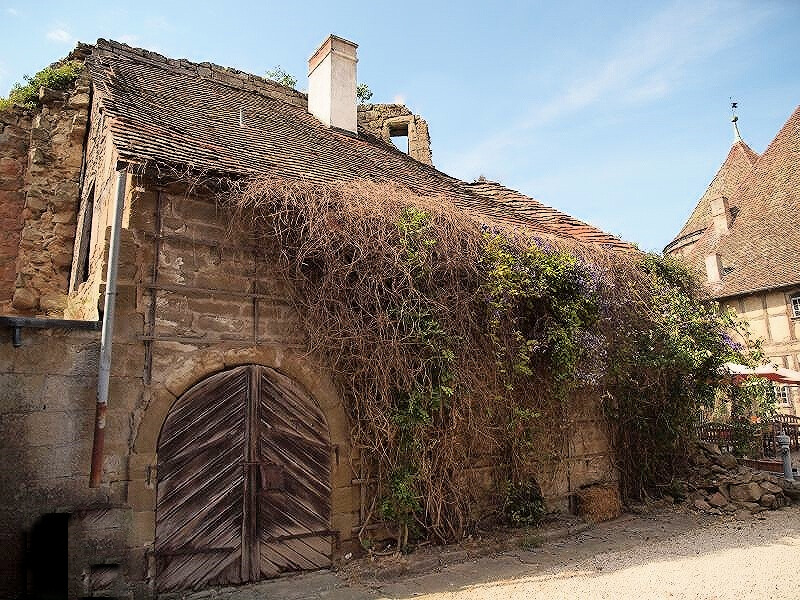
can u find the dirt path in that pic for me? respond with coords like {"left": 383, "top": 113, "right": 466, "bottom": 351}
{"left": 187, "top": 505, "right": 800, "bottom": 600}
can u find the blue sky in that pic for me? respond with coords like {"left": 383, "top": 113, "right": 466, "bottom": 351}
{"left": 1, "top": 1, "right": 799, "bottom": 251}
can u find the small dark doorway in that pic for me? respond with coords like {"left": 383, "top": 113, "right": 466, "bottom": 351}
{"left": 28, "top": 513, "right": 69, "bottom": 600}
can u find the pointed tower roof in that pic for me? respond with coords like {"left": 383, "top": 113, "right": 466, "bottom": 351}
{"left": 665, "top": 134, "right": 759, "bottom": 254}
{"left": 699, "top": 104, "right": 800, "bottom": 297}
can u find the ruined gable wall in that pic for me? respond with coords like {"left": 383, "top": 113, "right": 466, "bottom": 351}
{"left": 6, "top": 72, "right": 91, "bottom": 316}
{"left": 0, "top": 106, "right": 32, "bottom": 311}
{"left": 358, "top": 103, "right": 433, "bottom": 165}
{"left": 65, "top": 97, "right": 123, "bottom": 321}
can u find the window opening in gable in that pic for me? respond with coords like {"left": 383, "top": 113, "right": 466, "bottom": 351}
{"left": 389, "top": 122, "right": 409, "bottom": 154}
{"left": 72, "top": 184, "right": 95, "bottom": 289}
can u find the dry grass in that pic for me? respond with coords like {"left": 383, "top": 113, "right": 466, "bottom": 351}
{"left": 223, "top": 176, "right": 691, "bottom": 543}
{"left": 576, "top": 484, "right": 623, "bottom": 523}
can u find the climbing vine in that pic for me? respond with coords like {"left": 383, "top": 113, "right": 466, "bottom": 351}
{"left": 227, "top": 177, "right": 766, "bottom": 547}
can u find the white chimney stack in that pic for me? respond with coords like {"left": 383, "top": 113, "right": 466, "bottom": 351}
{"left": 710, "top": 196, "right": 732, "bottom": 235}
{"left": 308, "top": 34, "right": 358, "bottom": 134}
{"left": 705, "top": 253, "right": 723, "bottom": 283}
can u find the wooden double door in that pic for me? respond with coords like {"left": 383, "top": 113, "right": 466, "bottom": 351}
{"left": 155, "top": 365, "right": 332, "bottom": 592}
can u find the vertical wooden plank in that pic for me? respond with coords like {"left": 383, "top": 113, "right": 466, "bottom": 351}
{"left": 247, "top": 366, "right": 261, "bottom": 581}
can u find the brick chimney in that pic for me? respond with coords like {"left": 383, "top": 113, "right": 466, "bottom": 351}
{"left": 308, "top": 35, "right": 358, "bottom": 134}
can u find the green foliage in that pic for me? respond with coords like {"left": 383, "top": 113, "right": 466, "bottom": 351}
{"left": 380, "top": 467, "right": 422, "bottom": 525}
{"left": 356, "top": 82, "right": 373, "bottom": 103}
{"left": 481, "top": 235, "right": 598, "bottom": 392}
{"left": 602, "top": 253, "right": 769, "bottom": 497}
{"left": 503, "top": 480, "right": 546, "bottom": 527}
{"left": 724, "top": 378, "right": 775, "bottom": 456}
{"left": 381, "top": 207, "right": 457, "bottom": 547}
{"left": 0, "top": 61, "right": 83, "bottom": 110}
{"left": 397, "top": 206, "right": 438, "bottom": 280}
{"left": 231, "top": 179, "right": 771, "bottom": 546}
{"left": 265, "top": 65, "right": 297, "bottom": 89}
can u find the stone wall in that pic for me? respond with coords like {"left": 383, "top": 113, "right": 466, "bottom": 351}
{"left": 358, "top": 103, "right": 433, "bottom": 165}
{"left": 687, "top": 441, "right": 798, "bottom": 519}
{"left": 0, "top": 326, "right": 122, "bottom": 599}
{"left": 65, "top": 99, "right": 123, "bottom": 321}
{"left": 6, "top": 73, "right": 91, "bottom": 316}
{"left": 0, "top": 106, "right": 32, "bottom": 311}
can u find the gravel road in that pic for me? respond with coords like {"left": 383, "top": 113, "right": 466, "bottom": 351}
{"left": 187, "top": 505, "right": 800, "bottom": 600}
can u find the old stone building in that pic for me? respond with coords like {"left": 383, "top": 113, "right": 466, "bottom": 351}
{"left": 0, "top": 36, "right": 628, "bottom": 598}
{"left": 665, "top": 106, "right": 800, "bottom": 414}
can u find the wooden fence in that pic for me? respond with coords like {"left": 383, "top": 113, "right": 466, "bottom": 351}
{"left": 698, "top": 414, "right": 800, "bottom": 457}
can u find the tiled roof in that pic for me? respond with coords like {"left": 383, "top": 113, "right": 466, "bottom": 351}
{"left": 85, "top": 39, "right": 631, "bottom": 250}
{"left": 680, "top": 106, "right": 800, "bottom": 298}
{"left": 468, "top": 180, "right": 630, "bottom": 250}
{"left": 666, "top": 140, "right": 758, "bottom": 253}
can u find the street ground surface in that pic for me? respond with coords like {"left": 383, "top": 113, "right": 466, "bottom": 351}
{"left": 185, "top": 505, "right": 800, "bottom": 600}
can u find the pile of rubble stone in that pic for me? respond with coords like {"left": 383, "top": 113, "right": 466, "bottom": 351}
{"left": 683, "top": 441, "right": 800, "bottom": 519}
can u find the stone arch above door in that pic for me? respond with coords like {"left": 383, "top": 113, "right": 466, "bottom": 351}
{"left": 132, "top": 346, "right": 349, "bottom": 462}
{"left": 125, "top": 346, "right": 356, "bottom": 570}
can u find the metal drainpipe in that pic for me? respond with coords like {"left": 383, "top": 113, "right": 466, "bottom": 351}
{"left": 89, "top": 169, "right": 127, "bottom": 487}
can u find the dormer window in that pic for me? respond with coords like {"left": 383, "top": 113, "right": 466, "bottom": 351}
{"left": 791, "top": 294, "right": 800, "bottom": 319}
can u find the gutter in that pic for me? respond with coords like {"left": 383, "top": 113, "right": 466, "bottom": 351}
{"left": 662, "top": 228, "right": 704, "bottom": 255}
{"left": 712, "top": 280, "right": 800, "bottom": 302}
{"left": 89, "top": 169, "right": 127, "bottom": 487}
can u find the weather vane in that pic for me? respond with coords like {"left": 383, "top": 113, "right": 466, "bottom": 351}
{"left": 729, "top": 97, "right": 742, "bottom": 142}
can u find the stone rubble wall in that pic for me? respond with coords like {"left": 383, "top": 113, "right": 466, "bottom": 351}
{"left": 357, "top": 103, "right": 433, "bottom": 165}
{"left": 4, "top": 72, "right": 91, "bottom": 315}
{"left": 685, "top": 440, "right": 799, "bottom": 520}
{"left": 0, "top": 106, "right": 32, "bottom": 311}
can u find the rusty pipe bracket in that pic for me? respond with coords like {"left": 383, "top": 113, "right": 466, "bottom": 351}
{"left": 0, "top": 316, "right": 101, "bottom": 348}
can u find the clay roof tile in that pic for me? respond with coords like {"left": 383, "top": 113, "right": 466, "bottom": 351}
{"left": 85, "top": 39, "right": 631, "bottom": 251}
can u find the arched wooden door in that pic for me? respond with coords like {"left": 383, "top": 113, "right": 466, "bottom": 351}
{"left": 155, "top": 365, "right": 332, "bottom": 592}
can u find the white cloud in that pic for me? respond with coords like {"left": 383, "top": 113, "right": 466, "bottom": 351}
{"left": 145, "top": 15, "right": 170, "bottom": 30}
{"left": 46, "top": 28, "right": 74, "bottom": 44}
{"left": 6, "top": 7, "right": 19, "bottom": 16}
{"left": 522, "top": 2, "right": 769, "bottom": 129}
{"left": 444, "top": 1, "right": 774, "bottom": 179}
